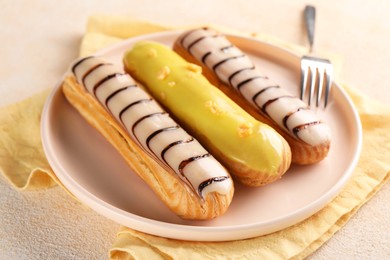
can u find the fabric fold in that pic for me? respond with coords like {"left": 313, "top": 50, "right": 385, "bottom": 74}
{"left": 0, "top": 89, "right": 59, "bottom": 190}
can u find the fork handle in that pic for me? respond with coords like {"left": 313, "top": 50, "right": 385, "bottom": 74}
{"left": 304, "top": 5, "right": 316, "bottom": 52}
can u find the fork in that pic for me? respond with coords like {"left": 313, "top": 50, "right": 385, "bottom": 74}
{"left": 300, "top": 5, "right": 333, "bottom": 108}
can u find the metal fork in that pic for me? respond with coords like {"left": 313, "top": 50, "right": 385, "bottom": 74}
{"left": 300, "top": 5, "right": 333, "bottom": 108}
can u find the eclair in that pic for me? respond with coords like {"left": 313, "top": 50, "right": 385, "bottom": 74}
{"left": 62, "top": 56, "right": 234, "bottom": 220}
{"left": 123, "top": 41, "right": 291, "bottom": 187}
{"left": 173, "top": 28, "right": 331, "bottom": 165}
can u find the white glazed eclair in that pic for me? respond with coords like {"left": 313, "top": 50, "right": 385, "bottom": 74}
{"left": 61, "top": 56, "right": 234, "bottom": 220}
{"left": 174, "top": 28, "right": 331, "bottom": 165}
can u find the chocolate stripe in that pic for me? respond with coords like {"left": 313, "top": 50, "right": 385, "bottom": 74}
{"left": 293, "top": 121, "right": 322, "bottom": 137}
{"left": 179, "top": 27, "right": 210, "bottom": 45}
{"left": 105, "top": 85, "right": 137, "bottom": 107}
{"left": 180, "top": 29, "right": 198, "bottom": 45}
{"left": 198, "top": 176, "right": 229, "bottom": 198}
{"left": 131, "top": 112, "right": 167, "bottom": 134}
{"left": 261, "top": 95, "right": 295, "bottom": 113}
{"left": 282, "top": 107, "right": 309, "bottom": 130}
{"left": 251, "top": 85, "right": 280, "bottom": 102}
{"left": 236, "top": 76, "right": 265, "bottom": 90}
{"left": 220, "top": 45, "right": 234, "bottom": 52}
{"left": 161, "top": 138, "right": 194, "bottom": 165}
{"left": 201, "top": 51, "right": 212, "bottom": 64}
{"left": 178, "top": 153, "right": 210, "bottom": 177}
{"left": 187, "top": 34, "right": 219, "bottom": 54}
{"left": 212, "top": 54, "right": 246, "bottom": 72}
{"left": 71, "top": 56, "right": 94, "bottom": 74}
{"left": 146, "top": 126, "right": 180, "bottom": 151}
{"left": 92, "top": 73, "right": 126, "bottom": 96}
{"left": 118, "top": 98, "right": 152, "bottom": 123}
{"left": 228, "top": 66, "right": 255, "bottom": 87}
{"left": 130, "top": 112, "right": 167, "bottom": 160}
{"left": 81, "top": 63, "right": 106, "bottom": 86}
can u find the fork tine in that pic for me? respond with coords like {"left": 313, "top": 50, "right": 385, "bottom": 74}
{"left": 324, "top": 66, "right": 333, "bottom": 107}
{"left": 300, "top": 63, "right": 309, "bottom": 100}
{"left": 301, "top": 5, "right": 333, "bottom": 109}
{"left": 308, "top": 66, "right": 317, "bottom": 107}
{"left": 316, "top": 66, "right": 325, "bottom": 107}
{"left": 300, "top": 55, "right": 333, "bottom": 108}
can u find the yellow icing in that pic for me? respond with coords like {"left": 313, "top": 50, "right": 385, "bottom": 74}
{"left": 157, "top": 66, "right": 170, "bottom": 80}
{"left": 147, "top": 48, "right": 158, "bottom": 58}
{"left": 123, "top": 41, "right": 287, "bottom": 175}
{"left": 237, "top": 122, "right": 254, "bottom": 138}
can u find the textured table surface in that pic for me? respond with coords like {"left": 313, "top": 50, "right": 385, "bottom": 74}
{"left": 1, "top": 0, "right": 389, "bottom": 259}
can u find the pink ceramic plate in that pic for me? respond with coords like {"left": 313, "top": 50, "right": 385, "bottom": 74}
{"left": 41, "top": 31, "right": 362, "bottom": 241}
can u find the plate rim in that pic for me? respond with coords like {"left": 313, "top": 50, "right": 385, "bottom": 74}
{"left": 41, "top": 30, "right": 363, "bottom": 241}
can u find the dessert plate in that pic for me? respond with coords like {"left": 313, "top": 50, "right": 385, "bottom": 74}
{"left": 41, "top": 30, "right": 362, "bottom": 241}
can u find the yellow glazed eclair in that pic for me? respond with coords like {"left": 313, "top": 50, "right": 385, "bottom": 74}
{"left": 62, "top": 56, "right": 234, "bottom": 220}
{"left": 174, "top": 28, "right": 331, "bottom": 165}
{"left": 123, "top": 41, "right": 291, "bottom": 187}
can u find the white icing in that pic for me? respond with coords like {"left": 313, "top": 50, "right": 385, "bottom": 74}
{"left": 120, "top": 101, "right": 163, "bottom": 140}
{"left": 131, "top": 111, "right": 176, "bottom": 148}
{"left": 163, "top": 140, "right": 208, "bottom": 177}
{"left": 106, "top": 87, "right": 151, "bottom": 122}
{"left": 230, "top": 68, "right": 264, "bottom": 87}
{"left": 147, "top": 127, "right": 190, "bottom": 161}
{"left": 295, "top": 123, "right": 331, "bottom": 146}
{"left": 183, "top": 156, "right": 234, "bottom": 198}
{"left": 183, "top": 28, "right": 331, "bottom": 146}
{"left": 191, "top": 37, "right": 231, "bottom": 60}
{"left": 95, "top": 74, "right": 136, "bottom": 104}
{"left": 237, "top": 77, "right": 275, "bottom": 106}
{"left": 181, "top": 29, "right": 216, "bottom": 50}
{"left": 253, "top": 85, "right": 287, "bottom": 107}
{"left": 72, "top": 57, "right": 105, "bottom": 83}
{"left": 266, "top": 96, "right": 307, "bottom": 128}
{"left": 71, "top": 56, "right": 232, "bottom": 198}
{"left": 204, "top": 47, "right": 241, "bottom": 68}
{"left": 215, "top": 56, "right": 253, "bottom": 84}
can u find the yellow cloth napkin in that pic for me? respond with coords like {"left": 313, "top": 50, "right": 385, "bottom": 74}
{"left": 0, "top": 89, "right": 59, "bottom": 190}
{"left": 0, "top": 15, "right": 389, "bottom": 259}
